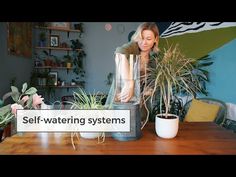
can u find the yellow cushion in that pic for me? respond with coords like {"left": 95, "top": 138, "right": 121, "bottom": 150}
{"left": 184, "top": 99, "right": 220, "bottom": 122}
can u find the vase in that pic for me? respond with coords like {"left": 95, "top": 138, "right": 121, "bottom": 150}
{"left": 111, "top": 54, "right": 141, "bottom": 141}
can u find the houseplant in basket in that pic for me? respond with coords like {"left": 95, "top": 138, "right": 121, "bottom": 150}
{"left": 145, "top": 43, "right": 212, "bottom": 138}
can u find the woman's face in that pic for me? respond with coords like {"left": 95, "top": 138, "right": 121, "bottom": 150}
{"left": 138, "top": 30, "right": 156, "bottom": 52}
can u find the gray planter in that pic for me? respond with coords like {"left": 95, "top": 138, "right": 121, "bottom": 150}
{"left": 112, "top": 102, "right": 141, "bottom": 141}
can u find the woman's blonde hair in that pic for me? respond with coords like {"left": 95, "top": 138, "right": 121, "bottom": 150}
{"left": 131, "top": 22, "right": 159, "bottom": 53}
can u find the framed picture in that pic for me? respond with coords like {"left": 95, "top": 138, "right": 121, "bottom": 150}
{"left": 48, "top": 71, "right": 58, "bottom": 86}
{"left": 7, "top": 22, "right": 33, "bottom": 58}
{"left": 50, "top": 35, "right": 59, "bottom": 47}
{"left": 50, "top": 22, "right": 70, "bottom": 30}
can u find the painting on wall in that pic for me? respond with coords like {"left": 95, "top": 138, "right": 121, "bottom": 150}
{"left": 158, "top": 22, "right": 236, "bottom": 59}
{"left": 7, "top": 22, "right": 33, "bottom": 58}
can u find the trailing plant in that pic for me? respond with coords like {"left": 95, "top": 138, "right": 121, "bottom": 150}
{"left": 70, "top": 39, "right": 86, "bottom": 76}
{"left": 67, "top": 88, "right": 106, "bottom": 150}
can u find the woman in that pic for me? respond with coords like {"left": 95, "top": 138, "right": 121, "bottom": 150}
{"left": 105, "top": 22, "right": 159, "bottom": 127}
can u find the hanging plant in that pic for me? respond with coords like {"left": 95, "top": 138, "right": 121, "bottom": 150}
{"left": 70, "top": 39, "right": 86, "bottom": 76}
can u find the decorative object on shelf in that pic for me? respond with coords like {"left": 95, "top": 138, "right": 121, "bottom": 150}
{"left": 74, "top": 23, "right": 84, "bottom": 37}
{"left": 7, "top": 22, "right": 33, "bottom": 58}
{"left": 105, "top": 23, "right": 112, "bottom": 31}
{"left": 50, "top": 22, "right": 70, "bottom": 30}
{"left": 116, "top": 24, "right": 125, "bottom": 34}
{"left": 38, "top": 31, "right": 47, "bottom": 47}
{"left": 63, "top": 54, "right": 73, "bottom": 68}
{"left": 60, "top": 42, "right": 68, "bottom": 48}
{"left": 48, "top": 71, "right": 58, "bottom": 86}
{"left": 50, "top": 35, "right": 59, "bottom": 47}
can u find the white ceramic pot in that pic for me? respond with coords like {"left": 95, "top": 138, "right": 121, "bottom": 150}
{"left": 155, "top": 113, "right": 179, "bottom": 139}
{"left": 80, "top": 132, "right": 101, "bottom": 139}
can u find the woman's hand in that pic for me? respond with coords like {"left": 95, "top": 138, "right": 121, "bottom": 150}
{"left": 116, "top": 80, "right": 135, "bottom": 102}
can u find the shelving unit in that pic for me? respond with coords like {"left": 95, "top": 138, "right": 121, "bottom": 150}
{"left": 32, "top": 22, "right": 86, "bottom": 102}
{"left": 35, "top": 46, "right": 82, "bottom": 51}
{"left": 35, "top": 26, "right": 81, "bottom": 32}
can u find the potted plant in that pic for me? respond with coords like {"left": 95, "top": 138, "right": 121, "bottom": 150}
{"left": 73, "top": 23, "right": 84, "bottom": 37}
{"left": 63, "top": 54, "right": 73, "bottom": 68}
{"left": 38, "top": 31, "right": 47, "bottom": 47}
{"left": 0, "top": 83, "right": 44, "bottom": 141}
{"left": 145, "top": 43, "right": 212, "bottom": 138}
{"left": 70, "top": 39, "right": 86, "bottom": 76}
{"left": 67, "top": 88, "right": 106, "bottom": 149}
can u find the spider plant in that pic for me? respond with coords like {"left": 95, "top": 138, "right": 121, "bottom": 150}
{"left": 67, "top": 88, "right": 106, "bottom": 150}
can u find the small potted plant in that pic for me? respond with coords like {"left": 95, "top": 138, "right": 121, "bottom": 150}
{"left": 39, "top": 31, "right": 47, "bottom": 47}
{"left": 67, "top": 88, "right": 106, "bottom": 149}
{"left": 145, "top": 43, "right": 212, "bottom": 138}
{"left": 63, "top": 54, "right": 73, "bottom": 68}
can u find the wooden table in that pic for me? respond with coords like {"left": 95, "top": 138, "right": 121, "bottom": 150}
{"left": 1, "top": 122, "right": 236, "bottom": 155}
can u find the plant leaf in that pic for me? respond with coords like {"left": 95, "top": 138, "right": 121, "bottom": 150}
{"left": 0, "top": 104, "right": 11, "bottom": 116}
{"left": 11, "top": 92, "right": 20, "bottom": 102}
{"left": 25, "top": 87, "right": 37, "bottom": 95}
{"left": 26, "top": 95, "right": 33, "bottom": 108}
{"left": 11, "top": 86, "right": 18, "bottom": 93}
{"left": 22, "top": 83, "right": 28, "bottom": 93}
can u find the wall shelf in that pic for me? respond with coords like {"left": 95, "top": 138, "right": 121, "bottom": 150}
{"left": 35, "top": 46, "right": 82, "bottom": 51}
{"left": 35, "top": 26, "right": 81, "bottom": 33}
{"left": 36, "top": 85, "right": 82, "bottom": 92}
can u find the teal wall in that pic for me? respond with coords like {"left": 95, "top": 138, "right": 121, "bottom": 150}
{"left": 206, "top": 39, "right": 236, "bottom": 104}
{"left": 0, "top": 22, "right": 140, "bottom": 103}
{"left": 0, "top": 23, "right": 34, "bottom": 101}
{"left": 157, "top": 22, "right": 236, "bottom": 104}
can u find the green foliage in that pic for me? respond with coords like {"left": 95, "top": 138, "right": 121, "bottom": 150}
{"left": 70, "top": 39, "right": 86, "bottom": 76}
{"left": 105, "top": 72, "right": 114, "bottom": 86}
{"left": 190, "top": 54, "right": 213, "bottom": 96}
{"left": 69, "top": 88, "right": 105, "bottom": 110}
{"left": 146, "top": 43, "right": 213, "bottom": 117}
{"left": 0, "top": 83, "right": 39, "bottom": 127}
{"left": 39, "top": 32, "right": 46, "bottom": 41}
{"left": 74, "top": 23, "right": 84, "bottom": 37}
